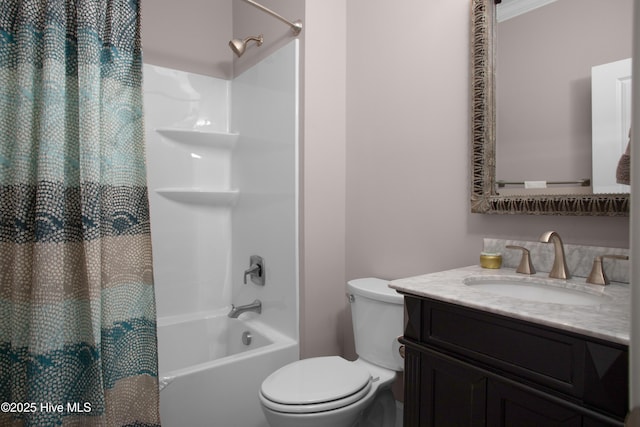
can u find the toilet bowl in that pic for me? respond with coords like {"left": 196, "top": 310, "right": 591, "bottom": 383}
{"left": 259, "top": 278, "right": 403, "bottom": 427}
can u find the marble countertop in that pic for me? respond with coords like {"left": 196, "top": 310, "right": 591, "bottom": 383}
{"left": 389, "top": 265, "right": 630, "bottom": 345}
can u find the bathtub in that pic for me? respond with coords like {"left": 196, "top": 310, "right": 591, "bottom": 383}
{"left": 157, "top": 309, "right": 298, "bottom": 427}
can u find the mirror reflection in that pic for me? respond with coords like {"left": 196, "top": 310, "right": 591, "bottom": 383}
{"left": 495, "top": 0, "right": 633, "bottom": 196}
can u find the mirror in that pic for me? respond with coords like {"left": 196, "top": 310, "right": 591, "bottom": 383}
{"left": 471, "top": 0, "right": 631, "bottom": 215}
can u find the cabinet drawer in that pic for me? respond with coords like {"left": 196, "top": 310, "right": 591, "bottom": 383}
{"left": 422, "top": 299, "right": 584, "bottom": 397}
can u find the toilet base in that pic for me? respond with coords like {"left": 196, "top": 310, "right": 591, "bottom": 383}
{"left": 262, "top": 400, "right": 364, "bottom": 427}
{"left": 359, "top": 389, "right": 396, "bottom": 427}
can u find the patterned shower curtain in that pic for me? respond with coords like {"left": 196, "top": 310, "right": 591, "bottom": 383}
{"left": 0, "top": 1, "right": 160, "bottom": 426}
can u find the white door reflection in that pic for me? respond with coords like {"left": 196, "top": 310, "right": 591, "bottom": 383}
{"left": 592, "top": 57, "right": 632, "bottom": 194}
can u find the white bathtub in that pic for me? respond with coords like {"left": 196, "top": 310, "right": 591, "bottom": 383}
{"left": 157, "top": 310, "right": 298, "bottom": 427}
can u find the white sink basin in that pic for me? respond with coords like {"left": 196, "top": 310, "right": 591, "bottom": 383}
{"left": 463, "top": 277, "right": 610, "bottom": 306}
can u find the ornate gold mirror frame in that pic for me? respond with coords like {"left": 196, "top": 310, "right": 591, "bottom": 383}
{"left": 470, "top": 0, "right": 629, "bottom": 216}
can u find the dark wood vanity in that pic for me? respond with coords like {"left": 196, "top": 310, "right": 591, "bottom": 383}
{"left": 399, "top": 295, "right": 629, "bottom": 427}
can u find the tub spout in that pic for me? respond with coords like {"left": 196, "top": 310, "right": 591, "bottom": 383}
{"left": 228, "top": 299, "right": 262, "bottom": 318}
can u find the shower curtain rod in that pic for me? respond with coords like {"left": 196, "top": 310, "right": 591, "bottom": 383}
{"left": 242, "top": 0, "right": 303, "bottom": 35}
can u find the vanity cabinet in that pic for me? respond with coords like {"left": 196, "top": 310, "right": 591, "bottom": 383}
{"left": 400, "top": 295, "right": 628, "bottom": 427}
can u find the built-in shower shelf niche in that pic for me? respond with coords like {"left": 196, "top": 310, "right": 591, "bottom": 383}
{"left": 155, "top": 187, "right": 239, "bottom": 206}
{"left": 156, "top": 128, "right": 239, "bottom": 150}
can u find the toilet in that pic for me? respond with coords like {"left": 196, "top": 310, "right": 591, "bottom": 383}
{"left": 259, "top": 278, "right": 404, "bottom": 427}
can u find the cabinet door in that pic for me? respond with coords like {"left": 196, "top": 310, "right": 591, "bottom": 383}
{"left": 487, "top": 380, "right": 583, "bottom": 427}
{"left": 404, "top": 344, "right": 623, "bottom": 427}
{"left": 405, "top": 345, "right": 487, "bottom": 427}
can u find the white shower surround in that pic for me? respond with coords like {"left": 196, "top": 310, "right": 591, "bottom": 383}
{"left": 144, "top": 41, "right": 299, "bottom": 426}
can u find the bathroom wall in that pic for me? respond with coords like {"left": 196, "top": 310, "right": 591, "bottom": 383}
{"left": 345, "top": 0, "right": 478, "bottom": 283}
{"left": 298, "top": 0, "right": 347, "bottom": 358}
{"left": 630, "top": 0, "right": 640, "bottom": 411}
{"left": 141, "top": 0, "right": 631, "bottom": 362}
{"left": 141, "top": 0, "right": 234, "bottom": 79}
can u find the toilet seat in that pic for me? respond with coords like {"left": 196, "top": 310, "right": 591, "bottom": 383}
{"left": 259, "top": 356, "right": 373, "bottom": 414}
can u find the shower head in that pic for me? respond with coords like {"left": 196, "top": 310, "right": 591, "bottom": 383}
{"left": 229, "top": 35, "right": 264, "bottom": 57}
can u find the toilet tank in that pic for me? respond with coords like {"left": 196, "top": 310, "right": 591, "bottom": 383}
{"left": 347, "top": 278, "right": 404, "bottom": 371}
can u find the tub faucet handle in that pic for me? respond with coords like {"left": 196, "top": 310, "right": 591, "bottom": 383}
{"left": 244, "top": 255, "right": 265, "bottom": 286}
{"left": 506, "top": 245, "right": 536, "bottom": 275}
{"left": 586, "top": 254, "right": 628, "bottom": 286}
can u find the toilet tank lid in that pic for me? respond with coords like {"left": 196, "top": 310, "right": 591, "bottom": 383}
{"left": 347, "top": 278, "right": 403, "bottom": 304}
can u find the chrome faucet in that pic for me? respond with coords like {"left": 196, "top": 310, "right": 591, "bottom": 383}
{"left": 228, "top": 299, "right": 262, "bottom": 318}
{"left": 539, "top": 231, "right": 571, "bottom": 279}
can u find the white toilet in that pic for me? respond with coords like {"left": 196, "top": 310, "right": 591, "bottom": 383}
{"left": 259, "top": 278, "right": 404, "bottom": 427}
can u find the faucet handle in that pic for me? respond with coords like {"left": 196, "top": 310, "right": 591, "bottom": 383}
{"left": 244, "top": 264, "right": 261, "bottom": 284}
{"left": 506, "top": 245, "right": 536, "bottom": 275}
{"left": 244, "top": 255, "right": 265, "bottom": 285}
{"left": 586, "top": 254, "right": 628, "bottom": 286}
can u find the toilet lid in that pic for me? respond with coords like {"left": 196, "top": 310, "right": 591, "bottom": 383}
{"left": 261, "top": 356, "right": 371, "bottom": 406}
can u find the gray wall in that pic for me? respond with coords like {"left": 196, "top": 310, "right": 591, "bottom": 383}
{"left": 142, "top": 0, "right": 234, "bottom": 79}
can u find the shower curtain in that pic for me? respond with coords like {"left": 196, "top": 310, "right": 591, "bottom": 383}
{"left": 0, "top": 1, "right": 160, "bottom": 426}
